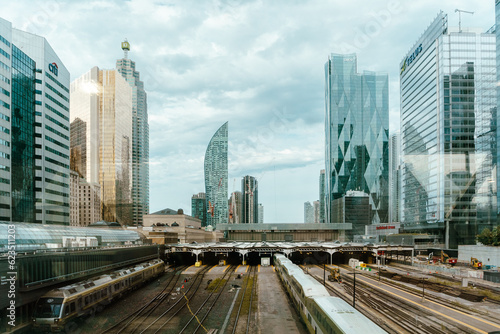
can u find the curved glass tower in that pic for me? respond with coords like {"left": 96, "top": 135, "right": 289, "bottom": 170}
{"left": 204, "top": 122, "right": 228, "bottom": 227}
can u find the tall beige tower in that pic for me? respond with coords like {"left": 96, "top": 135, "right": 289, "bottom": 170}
{"left": 70, "top": 67, "right": 133, "bottom": 225}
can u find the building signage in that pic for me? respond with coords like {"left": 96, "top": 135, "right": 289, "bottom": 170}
{"left": 48, "top": 62, "right": 58, "bottom": 76}
{"left": 400, "top": 43, "right": 422, "bottom": 75}
{"left": 376, "top": 225, "right": 395, "bottom": 230}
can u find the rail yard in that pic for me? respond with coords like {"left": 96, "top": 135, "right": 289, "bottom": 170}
{"left": 30, "top": 259, "right": 500, "bottom": 334}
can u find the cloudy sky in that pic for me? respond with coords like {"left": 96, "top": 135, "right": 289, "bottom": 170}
{"left": 2, "top": 0, "right": 495, "bottom": 223}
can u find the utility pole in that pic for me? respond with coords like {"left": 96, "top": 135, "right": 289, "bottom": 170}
{"left": 455, "top": 9, "right": 474, "bottom": 33}
{"left": 353, "top": 265, "right": 356, "bottom": 308}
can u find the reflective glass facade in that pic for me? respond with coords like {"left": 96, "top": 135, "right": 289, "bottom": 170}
{"left": 204, "top": 122, "right": 228, "bottom": 227}
{"left": 0, "top": 221, "right": 141, "bottom": 251}
{"left": 11, "top": 45, "right": 35, "bottom": 223}
{"left": 400, "top": 13, "right": 497, "bottom": 249}
{"left": 325, "top": 54, "right": 389, "bottom": 226}
{"left": 12, "top": 28, "right": 71, "bottom": 225}
{"left": 70, "top": 68, "right": 133, "bottom": 225}
{"left": 116, "top": 54, "right": 149, "bottom": 226}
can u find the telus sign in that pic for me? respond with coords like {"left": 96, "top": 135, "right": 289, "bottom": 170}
{"left": 48, "top": 62, "right": 58, "bottom": 76}
{"left": 400, "top": 44, "right": 422, "bottom": 75}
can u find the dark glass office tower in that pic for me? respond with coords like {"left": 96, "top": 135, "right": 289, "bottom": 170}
{"left": 11, "top": 45, "right": 36, "bottom": 222}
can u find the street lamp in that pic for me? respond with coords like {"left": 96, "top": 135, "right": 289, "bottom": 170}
{"left": 421, "top": 277, "right": 427, "bottom": 301}
{"left": 353, "top": 264, "right": 356, "bottom": 308}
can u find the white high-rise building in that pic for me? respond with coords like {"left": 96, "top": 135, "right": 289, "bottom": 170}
{"left": 9, "top": 24, "right": 70, "bottom": 225}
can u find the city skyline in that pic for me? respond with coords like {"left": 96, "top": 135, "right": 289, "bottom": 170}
{"left": 1, "top": 1, "right": 495, "bottom": 223}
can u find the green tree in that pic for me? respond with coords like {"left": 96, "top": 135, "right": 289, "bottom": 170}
{"left": 477, "top": 228, "right": 493, "bottom": 245}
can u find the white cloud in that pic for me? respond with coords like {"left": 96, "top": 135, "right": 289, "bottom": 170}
{"left": 2, "top": 0, "right": 495, "bottom": 222}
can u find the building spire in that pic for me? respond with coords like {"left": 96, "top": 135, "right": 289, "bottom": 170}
{"left": 121, "top": 39, "right": 130, "bottom": 59}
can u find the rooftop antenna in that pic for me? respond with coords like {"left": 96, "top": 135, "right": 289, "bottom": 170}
{"left": 455, "top": 9, "right": 474, "bottom": 33}
{"left": 121, "top": 39, "right": 130, "bottom": 59}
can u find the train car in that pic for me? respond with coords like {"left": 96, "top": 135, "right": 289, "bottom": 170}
{"left": 274, "top": 254, "right": 387, "bottom": 334}
{"left": 32, "top": 259, "right": 164, "bottom": 332}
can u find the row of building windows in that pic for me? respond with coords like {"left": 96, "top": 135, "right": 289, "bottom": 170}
{"left": 46, "top": 82, "right": 69, "bottom": 102}
{"left": 45, "top": 156, "right": 69, "bottom": 169}
{"left": 45, "top": 113, "right": 69, "bottom": 131}
{"left": 0, "top": 125, "right": 9, "bottom": 135}
{"left": 0, "top": 60, "right": 9, "bottom": 72}
{"left": 0, "top": 73, "right": 10, "bottom": 85}
{"left": 0, "top": 177, "right": 9, "bottom": 184}
{"left": 45, "top": 135, "right": 69, "bottom": 150}
{"left": 0, "top": 164, "right": 9, "bottom": 171}
{"left": 45, "top": 210, "right": 70, "bottom": 217}
{"left": 0, "top": 112, "right": 9, "bottom": 122}
{"left": 45, "top": 103, "right": 69, "bottom": 121}
{"left": 0, "top": 48, "right": 10, "bottom": 60}
{"left": 1, "top": 87, "right": 9, "bottom": 97}
{"left": 46, "top": 199, "right": 69, "bottom": 207}
{"left": 45, "top": 93, "right": 69, "bottom": 112}
{"left": 45, "top": 188, "right": 69, "bottom": 197}
{"left": 46, "top": 146, "right": 69, "bottom": 160}
{"left": 0, "top": 151, "right": 10, "bottom": 159}
{"left": 45, "top": 167, "right": 68, "bottom": 179}
{"left": 0, "top": 35, "right": 10, "bottom": 48}
{"left": 45, "top": 72, "right": 69, "bottom": 94}
{"left": 46, "top": 178, "right": 68, "bottom": 188}
{"left": 45, "top": 124, "right": 69, "bottom": 140}
{"left": 0, "top": 99, "right": 9, "bottom": 110}
{"left": 0, "top": 190, "right": 9, "bottom": 197}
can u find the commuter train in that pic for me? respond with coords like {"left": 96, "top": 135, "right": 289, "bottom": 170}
{"left": 32, "top": 259, "right": 164, "bottom": 332}
{"left": 273, "top": 254, "right": 387, "bottom": 334}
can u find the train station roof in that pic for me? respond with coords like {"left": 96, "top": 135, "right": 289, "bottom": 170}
{"left": 0, "top": 222, "right": 143, "bottom": 252}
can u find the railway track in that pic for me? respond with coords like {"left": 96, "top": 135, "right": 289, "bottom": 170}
{"left": 140, "top": 264, "right": 215, "bottom": 333}
{"left": 225, "top": 265, "right": 258, "bottom": 334}
{"left": 307, "top": 265, "right": 485, "bottom": 334}
{"left": 177, "top": 265, "right": 237, "bottom": 334}
{"left": 100, "top": 265, "right": 189, "bottom": 334}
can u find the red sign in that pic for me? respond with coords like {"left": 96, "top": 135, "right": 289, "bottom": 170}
{"left": 376, "top": 225, "right": 395, "bottom": 230}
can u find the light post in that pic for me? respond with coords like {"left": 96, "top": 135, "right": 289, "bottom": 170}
{"left": 421, "top": 277, "right": 427, "bottom": 301}
{"left": 323, "top": 263, "right": 326, "bottom": 286}
{"left": 353, "top": 264, "right": 356, "bottom": 308}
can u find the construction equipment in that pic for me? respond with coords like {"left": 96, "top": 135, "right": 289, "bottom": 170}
{"left": 471, "top": 257, "right": 482, "bottom": 269}
{"left": 328, "top": 267, "right": 342, "bottom": 283}
{"left": 441, "top": 251, "right": 457, "bottom": 266}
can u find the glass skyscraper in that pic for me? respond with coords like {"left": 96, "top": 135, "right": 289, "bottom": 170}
{"left": 70, "top": 67, "right": 133, "bottom": 225}
{"left": 116, "top": 41, "right": 149, "bottom": 226}
{"left": 0, "top": 18, "right": 70, "bottom": 224}
{"left": 204, "top": 122, "right": 228, "bottom": 227}
{"left": 389, "top": 132, "right": 401, "bottom": 223}
{"left": 241, "top": 175, "right": 258, "bottom": 224}
{"left": 325, "top": 54, "right": 389, "bottom": 226}
{"left": 400, "top": 12, "right": 497, "bottom": 249}
{"left": 319, "top": 169, "right": 326, "bottom": 223}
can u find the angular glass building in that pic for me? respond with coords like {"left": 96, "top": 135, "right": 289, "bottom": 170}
{"left": 204, "top": 122, "right": 228, "bottom": 227}
{"left": 400, "top": 12, "right": 497, "bottom": 249}
{"left": 325, "top": 54, "right": 389, "bottom": 226}
{"left": 116, "top": 41, "right": 149, "bottom": 226}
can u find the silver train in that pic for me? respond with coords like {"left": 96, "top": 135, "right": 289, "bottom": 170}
{"left": 273, "top": 254, "right": 387, "bottom": 334}
{"left": 32, "top": 259, "right": 164, "bottom": 332}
